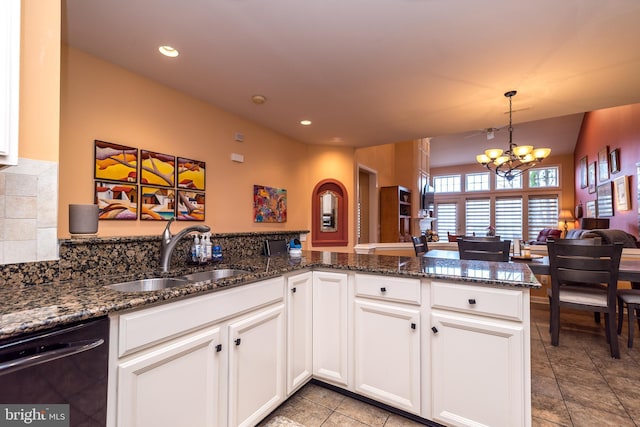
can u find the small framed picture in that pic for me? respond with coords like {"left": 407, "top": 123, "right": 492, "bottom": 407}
{"left": 609, "top": 148, "right": 620, "bottom": 174}
{"left": 588, "top": 161, "right": 596, "bottom": 193}
{"left": 596, "top": 182, "right": 614, "bottom": 217}
{"left": 598, "top": 146, "right": 609, "bottom": 182}
{"left": 613, "top": 175, "right": 630, "bottom": 211}
{"left": 579, "top": 156, "right": 588, "bottom": 188}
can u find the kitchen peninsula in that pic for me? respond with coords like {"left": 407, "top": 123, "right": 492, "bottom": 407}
{"left": 0, "top": 247, "right": 539, "bottom": 427}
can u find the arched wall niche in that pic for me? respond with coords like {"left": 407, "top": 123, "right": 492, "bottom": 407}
{"left": 312, "top": 179, "right": 348, "bottom": 247}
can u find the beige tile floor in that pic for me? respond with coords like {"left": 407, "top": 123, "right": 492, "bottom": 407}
{"left": 260, "top": 302, "right": 640, "bottom": 427}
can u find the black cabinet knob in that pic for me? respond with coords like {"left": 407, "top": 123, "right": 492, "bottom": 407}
{"left": 216, "top": 344, "right": 222, "bottom": 352}
{"left": 291, "top": 287, "right": 297, "bottom": 293}
{"left": 431, "top": 326, "right": 438, "bottom": 334}
{"left": 411, "top": 323, "right": 416, "bottom": 330}
{"left": 381, "top": 287, "right": 387, "bottom": 293}
{"left": 235, "top": 338, "right": 241, "bottom": 346}
{"left": 468, "top": 298, "right": 477, "bottom": 305}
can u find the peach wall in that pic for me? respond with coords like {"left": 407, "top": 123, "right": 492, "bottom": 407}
{"left": 59, "top": 47, "right": 311, "bottom": 237}
{"left": 573, "top": 104, "right": 640, "bottom": 237}
{"left": 306, "top": 144, "right": 356, "bottom": 251}
{"left": 355, "top": 143, "right": 396, "bottom": 188}
{"left": 18, "top": 0, "right": 60, "bottom": 161}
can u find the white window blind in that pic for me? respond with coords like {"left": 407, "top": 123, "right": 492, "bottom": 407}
{"left": 436, "top": 202, "right": 457, "bottom": 237}
{"left": 465, "top": 198, "right": 490, "bottom": 236}
{"left": 528, "top": 195, "right": 559, "bottom": 241}
{"left": 495, "top": 197, "right": 523, "bottom": 241}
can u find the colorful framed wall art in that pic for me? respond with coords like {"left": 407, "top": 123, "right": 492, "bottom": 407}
{"left": 94, "top": 140, "right": 138, "bottom": 183}
{"left": 253, "top": 185, "right": 287, "bottom": 223}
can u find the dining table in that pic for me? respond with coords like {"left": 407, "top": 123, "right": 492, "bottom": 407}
{"left": 423, "top": 249, "right": 640, "bottom": 288}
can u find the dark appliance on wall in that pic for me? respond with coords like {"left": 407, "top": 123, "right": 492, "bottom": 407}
{"left": 0, "top": 316, "right": 110, "bottom": 426}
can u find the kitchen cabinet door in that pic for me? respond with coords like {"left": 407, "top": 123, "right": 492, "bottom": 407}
{"left": 227, "top": 303, "right": 286, "bottom": 427}
{"left": 312, "top": 271, "right": 349, "bottom": 387}
{"left": 430, "top": 310, "right": 526, "bottom": 427}
{"left": 354, "top": 299, "right": 421, "bottom": 414}
{"left": 116, "top": 326, "right": 221, "bottom": 427}
{"left": 286, "top": 272, "right": 313, "bottom": 395}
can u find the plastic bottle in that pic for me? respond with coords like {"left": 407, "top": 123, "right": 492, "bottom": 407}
{"left": 203, "top": 234, "right": 212, "bottom": 261}
{"left": 191, "top": 235, "right": 199, "bottom": 262}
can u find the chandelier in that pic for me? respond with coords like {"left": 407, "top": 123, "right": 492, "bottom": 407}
{"left": 476, "top": 90, "right": 550, "bottom": 181}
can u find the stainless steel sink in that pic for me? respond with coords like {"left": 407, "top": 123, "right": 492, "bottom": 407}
{"left": 106, "top": 277, "right": 191, "bottom": 292}
{"left": 179, "top": 269, "right": 251, "bottom": 283}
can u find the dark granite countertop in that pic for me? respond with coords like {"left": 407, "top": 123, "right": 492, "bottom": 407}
{"left": 0, "top": 251, "right": 539, "bottom": 340}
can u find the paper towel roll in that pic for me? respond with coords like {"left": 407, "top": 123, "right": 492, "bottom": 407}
{"left": 69, "top": 204, "right": 99, "bottom": 235}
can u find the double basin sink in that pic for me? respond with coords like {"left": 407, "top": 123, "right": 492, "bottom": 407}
{"left": 106, "top": 269, "right": 251, "bottom": 292}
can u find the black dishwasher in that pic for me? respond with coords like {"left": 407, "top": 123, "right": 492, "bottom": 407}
{"left": 0, "top": 316, "right": 109, "bottom": 426}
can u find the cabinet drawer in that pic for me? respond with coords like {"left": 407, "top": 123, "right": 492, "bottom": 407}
{"left": 117, "top": 277, "right": 284, "bottom": 357}
{"left": 355, "top": 274, "right": 421, "bottom": 305}
{"left": 430, "top": 281, "right": 524, "bottom": 321}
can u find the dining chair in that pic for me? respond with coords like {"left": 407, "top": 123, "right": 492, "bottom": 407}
{"left": 456, "top": 239, "right": 511, "bottom": 262}
{"left": 617, "top": 289, "right": 640, "bottom": 348}
{"left": 547, "top": 239, "right": 623, "bottom": 358}
{"left": 412, "top": 235, "right": 429, "bottom": 256}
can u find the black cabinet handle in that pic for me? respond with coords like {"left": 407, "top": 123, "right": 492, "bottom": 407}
{"left": 216, "top": 344, "right": 222, "bottom": 352}
{"left": 411, "top": 323, "right": 416, "bottom": 330}
{"left": 431, "top": 326, "right": 438, "bottom": 334}
{"left": 235, "top": 338, "right": 241, "bottom": 346}
{"left": 380, "top": 287, "right": 387, "bottom": 293}
{"left": 291, "top": 287, "right": 297, "bottom": 293}
{"left": 468, "top": 298, "right": 476, "bottom": 305}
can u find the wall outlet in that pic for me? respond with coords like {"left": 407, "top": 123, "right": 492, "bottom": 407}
{"left": 231, "top": 153, "right": 244, "bottom": 163}
{"left": 234, "top": 132, "right": 244, "bottom": 142}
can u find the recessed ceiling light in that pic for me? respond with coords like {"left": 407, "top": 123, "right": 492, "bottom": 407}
{"left": 251, "top": 95, "right": 267, "bottom": 105}
{"left": 300, "top": 120, "right": 312, "bottom": 126}
{"left": 158, "top": 45, "right": 179, "bottom": 58}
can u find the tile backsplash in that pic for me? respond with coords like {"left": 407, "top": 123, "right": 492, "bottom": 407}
{"left": 0, "top": 158, "right": 59, "bottom": 264}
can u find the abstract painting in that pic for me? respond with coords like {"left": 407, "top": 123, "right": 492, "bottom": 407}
{"left": 140, "top": 186, "right": 175, "bottom": 220}
{"left": 254, "top": 185, "right": 287, "bottom": 223}
{"left": 94, "top": 181, "right": 137, "bottom": 220}
{"left": 176, "top": 190, "right": 205, "bottom": 221}
{"left": 94, "top": 140, "right": 138, "bottom": 182}
{"left": 140, "top": 150, "right": 175, "bottom": 187}
{"left": 177, "top": 157, "right": 206, "bottom": 190}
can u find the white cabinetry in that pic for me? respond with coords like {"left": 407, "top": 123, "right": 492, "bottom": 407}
{"left": 116, "top": 327, "right": 221, "bottom": 427}
{"left": 353, "top": 274, "right": 422, "bottom": 414}
{"left": 109, "top": 277, "right": 285, "bottom": 427}
{"left": 312, "top": 271, "right": 349, "bottom": 386}
{"left": 286, "top": 272, "right": 313, "bottom": 395}
{"left": 429, "top": 280, "right": 530, "bottom": 427}
{"left": 0, "top": 0, "right": 20, "bottom": 165}
{"left": 227, "top": 304, "right": 286, "bottom": 427}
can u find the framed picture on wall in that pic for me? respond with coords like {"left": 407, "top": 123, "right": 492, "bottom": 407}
{"left": 598, "top": 146, "right": 610, "bottom": 182}
{"left": 610, "top": 148, "right": 620, "bottom": 174}
{"left": 613, "top": 175, "right": 630, "bottom": 211}
{"left": 596, "top": 182, "right": 614, "bottom": 217}
{"left": 579, "top": 156, "right": 588, "bottom": 188}
{"left": 588, "top": 161, "right": 597, "bottom": 193}
{"left": 585, "top": 200, "right": 597, "bottom": 218}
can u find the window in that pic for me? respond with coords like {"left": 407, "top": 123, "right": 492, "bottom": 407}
{"left": 495, "top": 197, "right": 523, "bottom": 240}
{"left": 465, "top": 173, "right": 490, "bottom": 192}
{"left": 496, "top": 174, "right": 522, "bottom": 190}
{"left": 434, "top": 175, "right": 461, "bottom": 193}
{"left": 527, "top": 195, "right": 559, "bottom": 241}
{"left": 465, "top": 198, "right": 490, "bottom": 236}
{"left": 436, "top": 202, "right": 457, "bottom": 237}
{"left": 529, "top": 167, "right": 558, "bottom": 188}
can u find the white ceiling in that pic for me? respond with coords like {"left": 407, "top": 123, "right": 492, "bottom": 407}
{"left": 62, "top": 0, "right": 640, "bottom": 167}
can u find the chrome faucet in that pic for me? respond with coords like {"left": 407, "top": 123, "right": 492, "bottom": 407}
{"left": 159, "top": 218, "right": 210, "bottom": 273}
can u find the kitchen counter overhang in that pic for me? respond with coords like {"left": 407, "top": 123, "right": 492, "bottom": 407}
{"left": 0, "top": 250, "right": 539, "bottom": 340}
